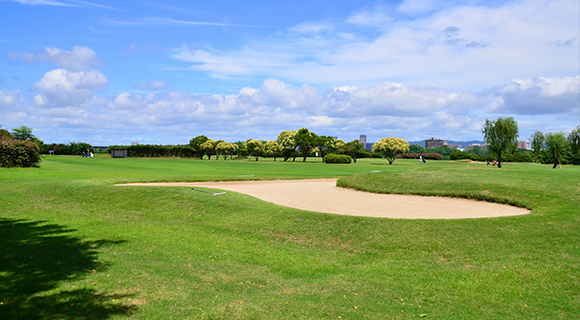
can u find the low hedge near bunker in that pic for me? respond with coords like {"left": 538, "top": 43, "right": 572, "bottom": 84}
{"left": 324, "top": 153, "right": 352, "bottom": 164}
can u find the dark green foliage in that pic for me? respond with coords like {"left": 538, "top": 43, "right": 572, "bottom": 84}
{"left": 0, "top": 128, "right": 12, "bottom": 140}
{"left": 398, "top": 152, "right": 443, "bottom": 160}
{"left": 567, "top": 126, "right": 580, "bottom": 165}
{"left": 370, "top": 152, "right": 383, "bottom": 158}
{"left": 0, "top": 138, "right": 41, "bottom": 167}
{"left": 450, "top": 151, "right": 476, "bottom": 160}
{"left": 323, "top": 153, "right": 352, "bottom": 164}
{"left": 344, "top": 140, "right": 366, "bottom": 163}
{"left": 482, "top": 117, "right": 519, "bottom": 168}
{"left": 294, "top": 128, "right": 317, "bottom": 162}
{"left": 408, "top": 144, "right": 425, "bottom": 153}
{"left": 10, "top": 125, "right": 35, "bottom": 141}
{"left": 108, "top": 144, "right": 197, "bottom": 157}
{"left": 189, "top": 135, "right": 209, "bottom": 159}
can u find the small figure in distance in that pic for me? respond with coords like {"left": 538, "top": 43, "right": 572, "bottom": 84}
{"left": 486, "top": 158, "right": 490, "bottom": 167}
{"left": 49, "top": 150, "right": 54, "bottom": 156}
{"left": 82, "top": 151, "right": 86, "bottom": 158}
{"left": 419, "top": 155, "right": 423, "bottom": 163}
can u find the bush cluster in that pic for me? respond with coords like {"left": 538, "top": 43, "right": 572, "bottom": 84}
{"left": 398, "top": 153, "right": 443, "bottom": 160}
{"left": 40, "top": 142, "right": 93, "bottom": 155}
{"left": 0, "top": 138, "right": 41, "bottom": 167}
{"left": 109, "top": 144, "right": 197, "bottom": 157}
{"left": 323, "top": 154, "right": 352, "bottom": 164}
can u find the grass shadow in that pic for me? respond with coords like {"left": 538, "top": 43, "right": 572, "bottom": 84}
{"left": 0, "top": 218, "right": 134, "bottom": 319}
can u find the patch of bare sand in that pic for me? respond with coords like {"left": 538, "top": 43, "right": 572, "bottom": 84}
{"left": 120, "top": 179, "right": 530, "bottom": 219}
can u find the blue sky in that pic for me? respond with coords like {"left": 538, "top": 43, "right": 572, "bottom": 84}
{"left": 1, "top": 0, "right": 578, "bottom": 145}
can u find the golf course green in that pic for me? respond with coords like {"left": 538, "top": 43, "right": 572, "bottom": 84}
{"left": 0, "top": 155, "right": 578, "bottom": 319}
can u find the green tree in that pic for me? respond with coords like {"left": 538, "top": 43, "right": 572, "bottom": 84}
{"left": 189, "top": 135, "right": 209, "bottom": 159}
{"left": 529, "top": 130, "right": 545, "bottom": 162}
{"left": 200, "top": 139, "right": 217, "bottom": 160}
{"left": 482, "top": 117, "right": 519, "bottom": 168}
{"left": 216, "top": 141, "right": 234, "bottom": 160}
{"left": 11, "top": 125, "right": 35, "bottom": 141}
{"left": 313, "top": 135, "right": 333, "bottom": 158}
{"left": 408, "top": 144, "right": 425, "bottom": 153}
{"left": 373, "top": 137, "right": 410, "bottom": 165}
{"left": 567, "top": 126, "right": 580, "bottom": 165}
{"left": 245, "top": 139, "right": 264, "bottom": 161}
{"left": 276, "top": 130, "right": 297, "bottom": 161}
{"left": 294, "top": 128, "right": 317, "bottom": 162}
{"left": 545, "top": 132, "right": 568, "bottom": 168}
{"left": 344, "top": 140, "right": 366, "bottom": 163}
{"left": 264, "top": 140, "right": 282, "bottom": 161}
{"left": 0, "top": 124, "right": 13, "bottom": 140}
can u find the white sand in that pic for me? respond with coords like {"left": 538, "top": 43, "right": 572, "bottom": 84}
{"left": 120, "top": 179, "right": 530, "bottom": 219}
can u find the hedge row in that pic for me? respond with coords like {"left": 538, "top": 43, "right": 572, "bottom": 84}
{"left": 109, "top": 145, "right": 197, "bottom": 157}
{"left": 324, "top": 154, "right": 352, "bottom": 164}
{"left": 0, "top": 138, "right": 41, "bottom": 167}
{"left": 397, "top": 153, "right": 443, "bottom": 160}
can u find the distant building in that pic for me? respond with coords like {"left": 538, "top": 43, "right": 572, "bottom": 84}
{"left": 425, "top": 138, "right": 448, "bottom": 149}
{"left": 365, "top": 143, "right": 375, "bottom": 152}
{"left": 447, "top": 144, "right": 462, "bottom": 150}
{"left": 466, "top": 144, "right": 488, "bottom": 151}
{"left": 131, "top": 142, "right": 140, "bottom": 146}
{"left": 518, "top": 140, "right": 531, "bottom": 150}
{"left": 360, "top": 134, "right": 367, "bottom": 145}
{"left": 359, "top": 134, "right": 374, "bottom": 152}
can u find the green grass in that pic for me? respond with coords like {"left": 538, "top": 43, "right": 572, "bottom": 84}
{"left": 0, "top": 155, "right": 578, "bottom": 319}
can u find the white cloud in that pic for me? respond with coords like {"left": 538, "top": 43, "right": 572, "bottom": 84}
{"left": 0, "top": 89, "right": 27, "bottom": 110}
{"left": 170, "top": 0, "right": 578, "bottom": 91}
{"left": 485, "top": 76, "right": 580, "bottom": 115}
{"left": 32, "top": 69, "right": 108, "bottom": 108}
{"left": 7, "top": 46, "right": 103, "bottom": 71}
{"left": 3, "top": 75, "right": 578, "bottom": 144}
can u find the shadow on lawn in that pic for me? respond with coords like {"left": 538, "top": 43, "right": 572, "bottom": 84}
{"left": 0, "top": 218, "right": 134, "bottom": 319}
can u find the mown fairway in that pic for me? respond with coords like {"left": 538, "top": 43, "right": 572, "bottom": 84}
{"left": 1, "top": 155, "right": 578, "bottom": 319}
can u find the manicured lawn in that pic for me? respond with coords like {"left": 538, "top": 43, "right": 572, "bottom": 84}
{"left": 1, "top": 155, "right": 578, "bottom": 319}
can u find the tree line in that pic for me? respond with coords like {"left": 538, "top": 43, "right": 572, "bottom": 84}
{"left": 3, "top": 120, "right": 579, "bottom": 168}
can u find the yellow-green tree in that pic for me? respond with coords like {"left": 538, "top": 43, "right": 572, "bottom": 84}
{"left": 200, "top": 139, "right": 217, "bottom": 160}
{"left": 245, "top": 139, "right": 264, "bottom": 161}
{"left": 276, "top": 130, "right": 297, "bottom": 161}
{"left": 373, "top": 137, "right": 410, "bottom": 165}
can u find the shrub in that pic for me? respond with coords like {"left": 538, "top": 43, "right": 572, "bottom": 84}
{"left": 397, "top": 153, "right": 442, "bottom": 160}
{"left": 370, "top": 153, "right": 383, "bottom": 158}
{"left": 107, "top": 144, "right": 197, "bottom": 158}
{"left": 324, "top": 154, "right": 352, "bottom": 164}
{"left": 450, "top": 151, "right": 476, "bottom": 161}
{"left": 0, "top": 138, "right": 41, "bottom": 167}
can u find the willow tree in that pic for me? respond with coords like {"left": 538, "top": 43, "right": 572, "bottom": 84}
{"left": 373, "top": 137, "right": 410, "bottom": 165}
{"left": 482, "top": 117, "right": 519, "bottom": 168}
{"left": 545, "top": 132, "right": 567, "bottom": 168}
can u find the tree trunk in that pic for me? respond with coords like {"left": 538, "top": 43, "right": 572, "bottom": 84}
{"left": 498, "top": 153, "right": 502, "bottom": 168}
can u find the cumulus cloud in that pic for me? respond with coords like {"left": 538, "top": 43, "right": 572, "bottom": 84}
{"left": 3, "top": 75, "right": 579, "bottom": 144}
{"left": 485, "top": 76, "right": 580, "bottom": 115}
{"left": 0, "top": 89, "right": 27, "bottom": 111}
{"left": 32, "top": 69, "right": 108, "bottom": 108}
{"left": 7, "top": 46, "right": 103, "bottom": 71}
{"left": 134, "top": 80, "right": 169, "bottom": 91}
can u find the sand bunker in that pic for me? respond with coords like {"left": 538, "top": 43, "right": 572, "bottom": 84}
{"left": 120, "top": 179, "right": 530, "bottom": 219}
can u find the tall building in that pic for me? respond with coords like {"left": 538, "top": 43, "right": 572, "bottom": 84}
{"left": 360, "top": 134, "right": 367, "bottom": 145}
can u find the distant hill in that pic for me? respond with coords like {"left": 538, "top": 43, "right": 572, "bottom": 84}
{"left": 408, "top": 140, "right": 485, "bottom": 149}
